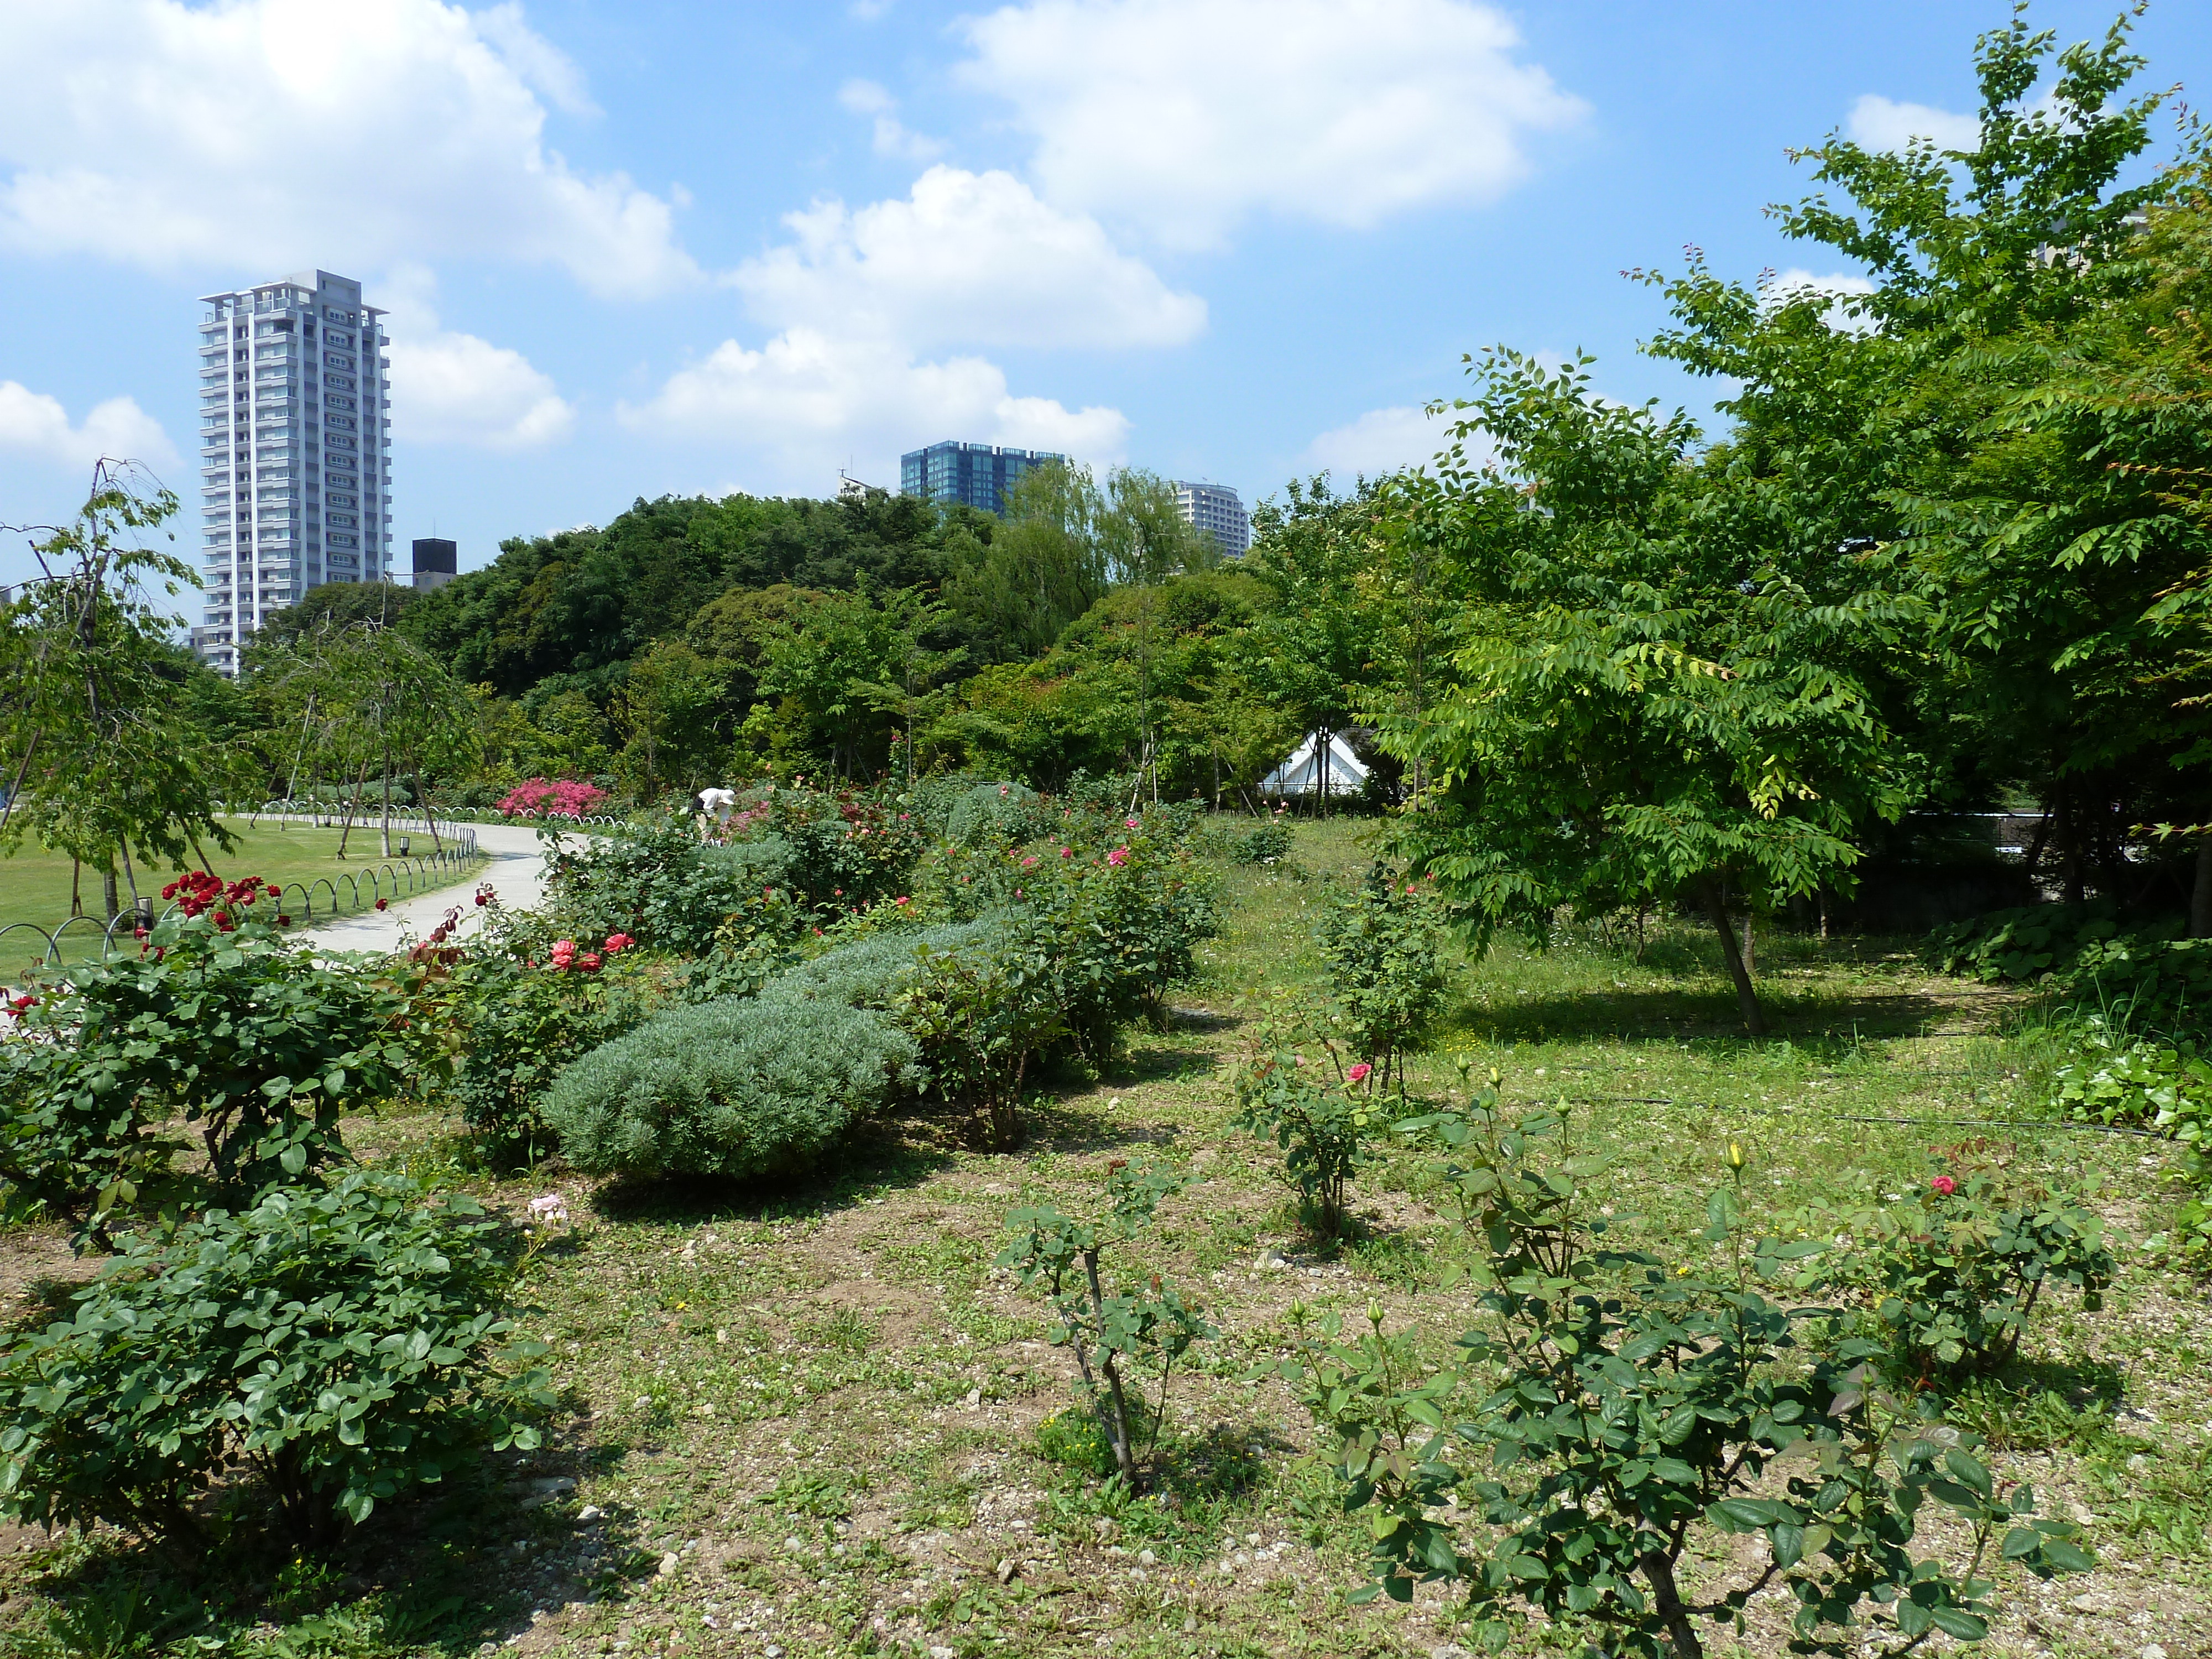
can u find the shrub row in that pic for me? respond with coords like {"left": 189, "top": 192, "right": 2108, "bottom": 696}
{"left": 0, "top": 894, "right": 550, "bottom": 1562}
{"left": 544, "top": 804, "right": 1220, "bottom": 1180}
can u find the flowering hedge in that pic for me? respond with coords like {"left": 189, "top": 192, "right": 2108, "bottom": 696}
{"left": 497, "top": 777, "right": 608, "bottom": 819}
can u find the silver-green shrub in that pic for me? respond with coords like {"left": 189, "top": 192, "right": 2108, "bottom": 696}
{"left": 542, "top": 989, "right": 921, "bottom": 1180}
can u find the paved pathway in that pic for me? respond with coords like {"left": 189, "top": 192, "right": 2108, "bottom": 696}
{"left": 300, "top": 822, "right": 573, "bottom": 955}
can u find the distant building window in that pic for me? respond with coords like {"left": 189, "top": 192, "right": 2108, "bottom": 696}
{"left": 328, "top": 533, "right": 358, "bottom": 547}
{"left": 326, "top": 394, "right": 355, "bottom": 411}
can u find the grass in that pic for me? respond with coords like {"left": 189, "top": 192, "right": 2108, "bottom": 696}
{"left": 0, "top": 815, "right": 484, "bottom": 966}
{"left": 2, "top": 815, "right": 2208, "bottom": 1658}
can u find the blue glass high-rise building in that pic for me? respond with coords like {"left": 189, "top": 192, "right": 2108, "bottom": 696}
{"left": 899, "top": 440, "right": 1067, "bottom": 514}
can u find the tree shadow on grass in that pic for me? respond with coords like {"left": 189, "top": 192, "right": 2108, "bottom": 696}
{"left": 1150, "top": 1420, "right": 1297, "bottom": 1511}
{"left": 15, "top": 1444, "right": 655, "bottom": 1659}
{"left": 1441, "top": 982, "right": 1967, "bottom": 1050}
{"left": 1024, "top": 1093, "right": 1190, "bottom": 1156}
{"left": 585, "top": 1115, "right": 961, "bottom": 1228}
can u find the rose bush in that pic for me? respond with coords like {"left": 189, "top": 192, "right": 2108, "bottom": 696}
{"left": 0, "top": 1170, "right": 551, "bottom": 1555}
{"left": 0, "top": 898, "right": 415, "bottom": 1230}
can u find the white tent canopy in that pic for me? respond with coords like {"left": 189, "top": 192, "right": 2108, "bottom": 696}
{"left": 1261, "top": 729, "right": 1369, "bottom": 797}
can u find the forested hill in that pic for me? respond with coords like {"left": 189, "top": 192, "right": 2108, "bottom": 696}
{"left": 399, "top": 489, "right": 997, "bottom": 698}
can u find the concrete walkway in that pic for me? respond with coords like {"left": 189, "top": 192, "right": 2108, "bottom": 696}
{"left": 301, "top": 822, "right": 575, "bottom": 956}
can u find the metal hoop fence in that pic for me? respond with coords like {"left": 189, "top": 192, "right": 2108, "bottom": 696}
{"left": 1, "top": 841, "right": 488, "bottom": 972}
{"left": 249, "top": 804, "right": 479, "bottom": 857}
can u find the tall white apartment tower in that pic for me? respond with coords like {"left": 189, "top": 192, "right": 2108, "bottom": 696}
{"left": 192, "top": 270, "right": 392, "bottom": 672}
{"left": 1170, "top": 480, "right": 1250, "bottom": 557}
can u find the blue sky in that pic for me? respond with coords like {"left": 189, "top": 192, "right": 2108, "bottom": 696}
{"left": 1, "top": 0, "right": 2204, "bottom": 594}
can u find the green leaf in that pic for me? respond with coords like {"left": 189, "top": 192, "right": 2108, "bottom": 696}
{"left": 1928, "top": 1608, "right": 1989, "bottom": 1640}
{"left": 2039, "top": 1539, "right": 2094, "bottom": 1573}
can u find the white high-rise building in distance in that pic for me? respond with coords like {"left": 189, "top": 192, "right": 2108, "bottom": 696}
{"left": 1170, "top": 480, "right": 1250, "bottom": 557}
{"left": 192, "top": 270, "right": 391, "bottom": 672}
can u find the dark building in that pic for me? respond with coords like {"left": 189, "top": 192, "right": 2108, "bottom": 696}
{"left": 899, "top": 440, "right": 1067, "bottom": 514}
{"left": 411, "top": 536, "right": 457, "bottom": 592}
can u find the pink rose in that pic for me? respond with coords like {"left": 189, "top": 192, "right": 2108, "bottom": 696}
{"left": 580, "top": 952, "right": 602, "bottom": 972}
{"left": 1930, "top": 1175, "right": 1957, "bottom": 1198}
{"left": 1106, "top": 846, "right": 1130, "bottom": 867}
{"left": 1348, "top": 1062, "right": 1373, "bottom": 1084}
{"left": 604, "top": 932, "right": 634, "bottom": 953}
{"left": 1125, "top": 816, "right": 1140, "bottom": 829}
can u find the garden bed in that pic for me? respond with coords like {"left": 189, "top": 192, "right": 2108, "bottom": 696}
{"left": 1, "top": 819, "right": 2206, "bottom": 1658}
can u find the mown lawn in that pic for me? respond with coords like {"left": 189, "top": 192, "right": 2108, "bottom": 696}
{"left": 2, "top": 817, "right": 2206, "bottom": 1658}
{"left": 0, "top": 816, "right": 483, "bottom": 966}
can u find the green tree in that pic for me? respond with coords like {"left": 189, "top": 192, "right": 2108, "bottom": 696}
{"left": 613, "top": 638, "right": 734, "bottom": 801}
{"left": 0, "top": 464, "right": 243, "bottom": 918}
{"left": 1243, "top": 477, "right": 1392, "bottom": 810}
{"left": 752, "top": 588, "right": 962, "bottom": 783}
{"left": 943, "top": 462, "right": 1108, "bottom": 660}
{"left": 1641, "top": 7, "right": 2197, "bottom": 917}
{"left": 1381, "top": 353, "right": 1921, "bottom": 1033}
{"left": 248, "top": 617, "right": 477, "bottom": 853}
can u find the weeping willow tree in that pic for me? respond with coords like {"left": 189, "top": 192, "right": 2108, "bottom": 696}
{"left": 247, "top": 612, "right": 479, "bottom": 856}
{"left": 1, "top": 462, "right": 246, "bottom": 920}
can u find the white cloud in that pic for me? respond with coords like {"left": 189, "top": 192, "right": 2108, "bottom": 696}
{"left": 838, "top": 79, "right": 946, "bottom": 163}
{"left": 619, "top": 329, "right": 1127, "bottom": 490}
{"left": 1764, "top": 268, "right": 1878, "bottom": 333}
{"left": 954, "top": 0, "right": 1585, "bottom": 249}
{"left": 0, "top": 0, "right": 698, "bottom": 298}
{"left": 474, "top": 1, "right": 597, "bottom": 115}
{"left": 1846, "top": 95, "right": 1980, "bottom": 154}
{"left": 1300, "top": 404, "right": 1463, "bottom": 478}
{"left": 378, "top": 267, "right": 575, "bottom": 451}
{"left": 0, "top": 382, "right": 178, "bottom": 473}
{"left": 733, "top": 167, "right": 1206, "bottom": 351}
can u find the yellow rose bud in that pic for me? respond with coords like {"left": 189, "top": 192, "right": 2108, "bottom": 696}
{"left": 1725, "top": 1141, "right": 1746, "bottom": 1170}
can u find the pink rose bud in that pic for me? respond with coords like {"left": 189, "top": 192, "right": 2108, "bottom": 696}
{"left": 1930, "top": 1175, "right": 1957, "bottom": 1197}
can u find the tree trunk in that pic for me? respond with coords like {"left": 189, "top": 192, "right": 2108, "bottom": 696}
{"left": 2059, "top": 791, "right": 2085, "bottom": 905}
{"left": 71, "top": 857, "right": 82, "bottom": 917}
{"left": 336, "top": 755, "right": 373, "bottom": 857}
{"left": 1083, "top": 1248, "right": 1143, "bottom": 1491}
{"left": 1638, "top": 1550, "right": 1704, "bottom": 1659}
{"left": 2192, "top": 835, "right": 2212, "bottom": 940}
{"left": 1698, "top": 877, "right": 1767, "bottom": 1035}
{"left": 413, "top": 770, "right": 442, "bottom": 852}
{"left": 102, "top": 865, "right": 119, "bottom": 924}
{"left": 379, "top": 731, "right": 394, "bottom": 858}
